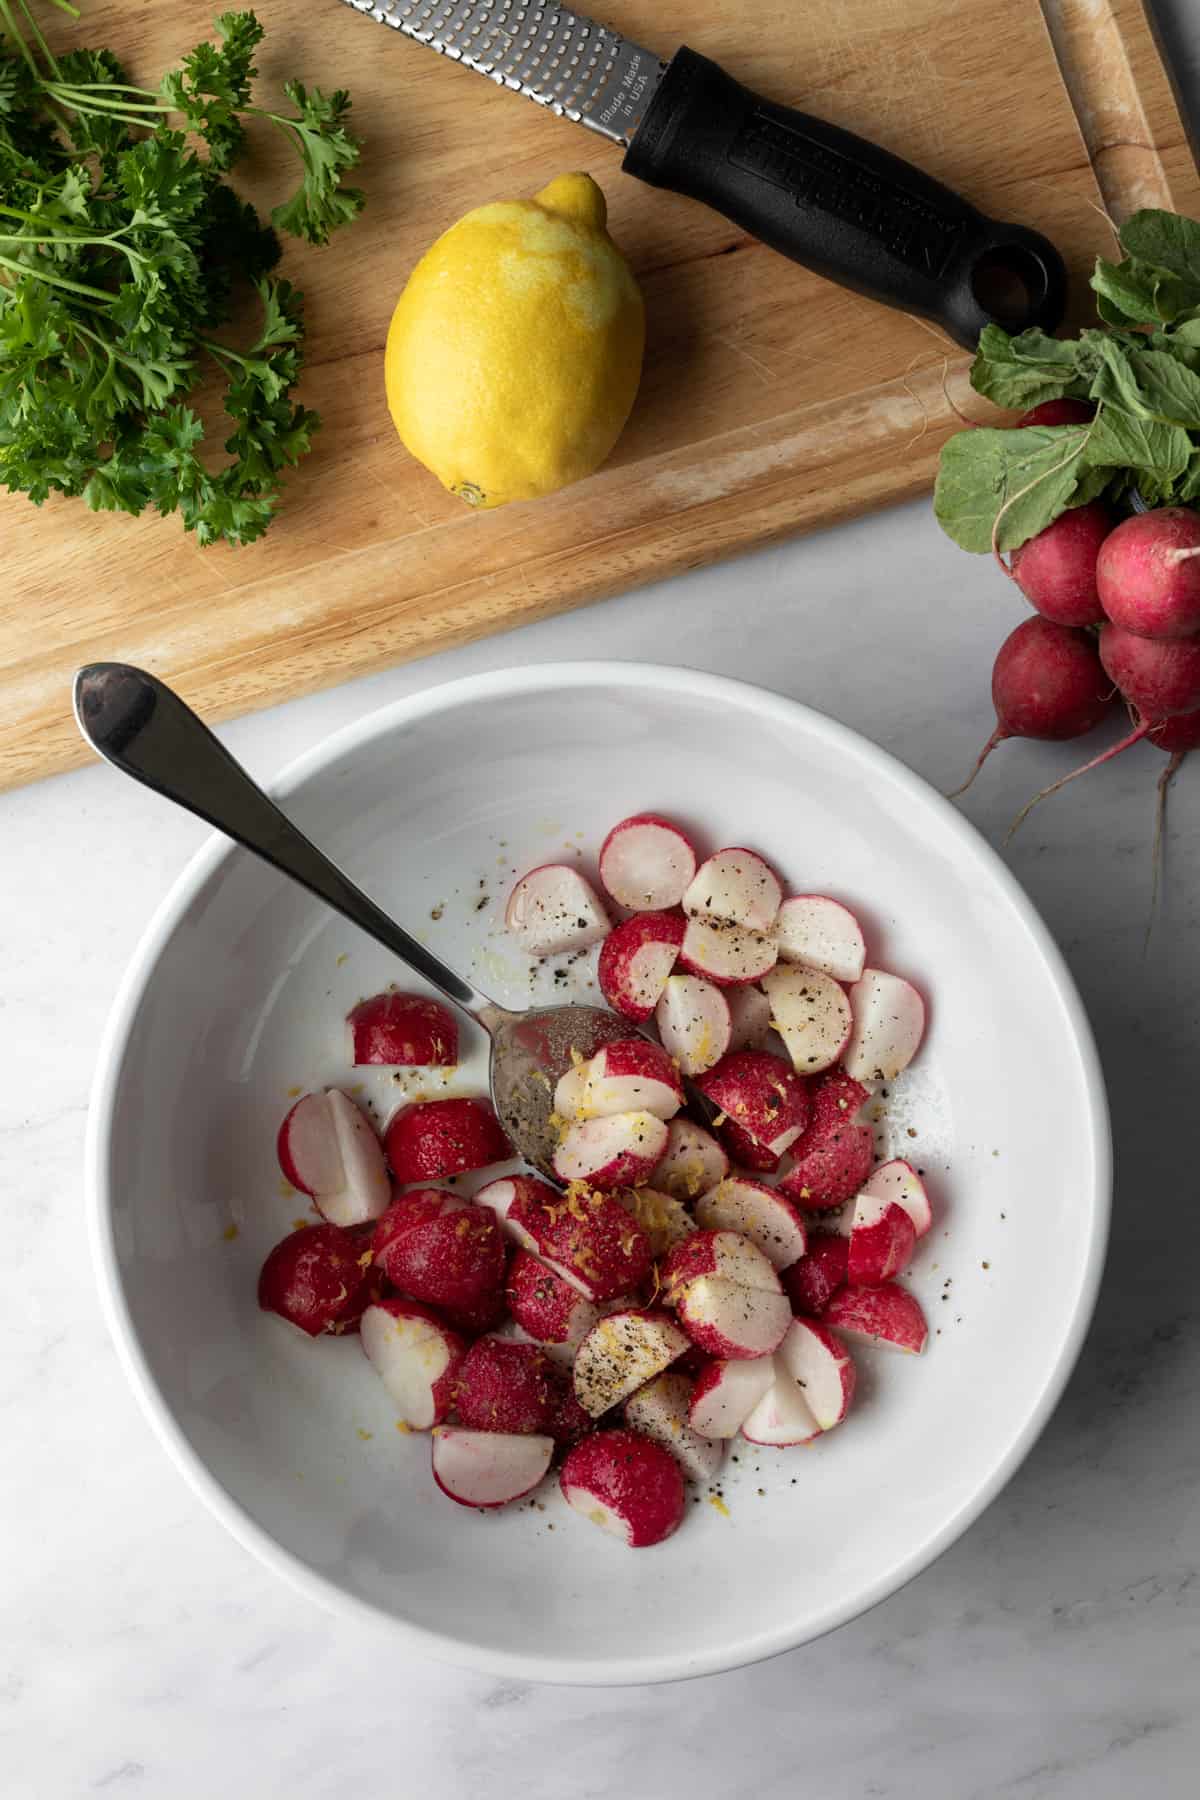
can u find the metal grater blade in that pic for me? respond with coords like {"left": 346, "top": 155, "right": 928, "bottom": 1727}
{"left": 340, "top": 1, "right": 664, "bottom": 147}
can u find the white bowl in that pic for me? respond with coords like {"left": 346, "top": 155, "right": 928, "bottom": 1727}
{"left": 87, "top": 663, "right": 1109, "bottom": 1685}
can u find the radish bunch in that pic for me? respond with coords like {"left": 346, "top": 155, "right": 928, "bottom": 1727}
{"left": 253, "top": 816, "right": 940, "bottom": 1551}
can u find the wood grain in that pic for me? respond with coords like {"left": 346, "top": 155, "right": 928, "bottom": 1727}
{"left": 2, "top": 0, "right": 1197, "bottom": 789}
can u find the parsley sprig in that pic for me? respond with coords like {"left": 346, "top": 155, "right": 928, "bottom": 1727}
{"left": 0, "top": 5, "right": 364, "bottom": 545}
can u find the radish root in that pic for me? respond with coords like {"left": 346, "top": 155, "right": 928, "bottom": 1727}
{"left": 1005, "top": 716, "right": 1151, "bottom": 842}
{"left": 946, "top": 726, "right": 1006, "bottom": 800}
{"left": 1146, "top": 750, "right": 1188, "bottom": 952}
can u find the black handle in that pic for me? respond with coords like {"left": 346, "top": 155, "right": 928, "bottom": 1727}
{"left": 624, "top": 48, "right": 1067, "bottom": 348}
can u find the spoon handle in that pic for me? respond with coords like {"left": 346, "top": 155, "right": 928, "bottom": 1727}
{"left": 73, "top": 664, "right": 501, "bottom": 1023}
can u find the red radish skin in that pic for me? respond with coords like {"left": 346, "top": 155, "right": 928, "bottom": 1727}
{"left": 624, "top": 1372, "right": 725, "bottom": 1483}
{"left": 655, "top": 974, "right": 732, "bottom": 1076}
{"left": 780, "top": 1092, "right": 874, "bottom": 1212}
{"left": 847, "top": 1190, "right": 917, "bottom": 1286}
{"left": 948, "top": 618, "right": 1115, "bottom": 799}
{"left": 258, "top": 1224, "right": 375, "bottom": 1337}
{"left": 560, "top": 1429, "right": 686, "bottom": 1547}
{"left": 371, "top": 1188, "right": 507, "bottom": 1331}
{"left": 678, "top": 916, "right": 778, "bottom": 986}
{"left": 454, "top": 1337, "right": 557, "bottom": 1434}
{"left": 347, "top": 992, "right": 458, "bottom": 1067}
{"left": 502, "top": 1174, "right": 654, "bottom": 1302}
{"left": 1016, "top": 399, "right": 1095, "bottom": 428}
{"left": 505, "top": 864, "right": 609, "bottom": 957}
{"left": 1096, "top": 507, "right": 1200, "bottom": 639}
{"left": 694, "top": 1176, "right": 808, "bottom": 1269}
{"left": 761, "top": 965, "right": 853, "bottom": 1075}
{"left": 599, "top": 814, "right": 697, "bottom": 911}
{"left": 431, "top": 1427, "right": 554, "bottom": 1509}
{"left": 684, "top": 848, "right": 783, "bottom": 932}
{"left": 583, "top": 1038, "right": 684, "bottom": 1120}
{"left": 277, "top": 1090, "right": 391, "bottom": 1228}
{"left": 505, "top": 1248, "right": 600, "bottom": 1356}
{"left": 695, "top": 1049, "right": 811, "bottom": 1157}
{"left": 650, "top": 1118, "right": 729, "bottom": 1199}
{"left": 825, "top": 1282, "right": 928, "bottom": 1354}
{"left": 771, "top": 895, "right": 867, "bottom": 984}
{"left": 662, "top": 1230, "right": 786, "bottom": 1297}
{"left": 782, "top": 1232, "right": 850, "bottom": 1315}
{"left": 597, "top": 909, "right": 686, "bottom": 1020}
{"left": 360, "top": 1299, "right": 466, "bottom": 1427}
{"left": 1009, "top": 501, "right": 1111, "bottom": 628}
{"left": 553, "top": 1111, "right": 669, "bottom": 1191}
{"left": 547, "top": 1377, "right": 595, "bottom": 1446}
{"left": 688, "top": 1357, "right": 775, "bottom": 1439}
{"left": 718, "top": 1117, "right": 780, "bottom": 1174}
{"left": 861, "top": 1159, "right": 932, "bottom": 1238}
{"left": 573, "top": 1309, "right": 689, "bottom": 1416}
{"left": 384, "top": 1097, "right": 511, "bottom": 1184}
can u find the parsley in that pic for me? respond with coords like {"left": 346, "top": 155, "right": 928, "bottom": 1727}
{"left": 0, "top": 4, "right": 364, "bottom": 545}
{"left": 934, "top": 210, "right": 1200, "bottom": 556}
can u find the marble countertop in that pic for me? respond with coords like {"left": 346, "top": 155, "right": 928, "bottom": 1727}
{"left": 5, "top": 8, "right": 1200, "bottom": 1795}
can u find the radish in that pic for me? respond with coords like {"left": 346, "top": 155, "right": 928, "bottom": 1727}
{"left": 1009, "top": 501, "right": 1111, "bottom": 628}
{"left": 625, "top": 1372, "right": 725, "bottom": 1482}
{"left": 277, "top": 1089, "right": 390, "bottom": 1228}
{"left": 384, "top": 1096, "right": 511, "bottom": 1184}
{"left": 597, "top": 909, "right": 686, "bottom": 1020}
{"left": 505, "top": 1248, "right": 600, "bottom": 1361}
{"left": 741, "top": 1376, "right": 820, "bottom": 1447}
{"left": 718, "top": 1118, "right": 780, "bottom": 1174}
{"left": 695, "top": 1048, "right": 811, "bottom": 1157}
{"left": 782, "top": 1231, "right": 850, "bottom": 1316}
{"left": 453, "top": 1336, "right": 557, "bottom": 1434}
{"left": 655, "top": 974, "right": 732, "bottom": 1076}
{"left": 694, "top": 1177, "right": 808, "bottom": 1269}
{"left": 779, "top": 1069, "right": 873, "bottom": 1210}
{"left": 573, "top": 1309, "right": 689, "bottom": 1416}
{"left": 861, "top": 1159, "right": 932, "bottom": 1238}
{"left": 947, "top": 618, "right": 1115, "bottom": 798}
{"left": 771, "top": 895, "right": 867, "bottom": 984}
{"left": 346, "top": 991, "right": 458, "bottom": 1067}
{"left": 847, "top": 1186, "right": 916, "bottom": 1286}
{"left": 649, "top": 1117, "right": 729, "bottom": 1199}
{"left": 672, "top": 1276, "right": 792, "bottom": 1359}
{"left": 615, "top": 1185, "right": 696, "bottom": 1256}
{"left": 583, "top": 1037, "right": 684, "bottom": 1120}
{"left": 1096, "top": 507, "right": 1200, "bottom": 639}
{"left": 505, "top": 864, "right": 609, "bottom": 957}
{"left": 482, "top": 1172, "right": 653, "bottom": 1302}
{"left": 761, "top": 965, "right": 853, "bottom": 1074}
{"left": 547, "top": 1378, "right": 595, "bottom": 1446}
{"left": 1016, "top": 399, "right": 1095, "bottom": 428}
{"left": 775, "top": 1318, "right": 856, "bottom": 1430}
{"left": 684, "top": 847, "right": 782, "bottom": 931}
{"left": 725, "top": 984, "right": 773, "bottom": 1052}
{"left": 360, "top": 1299, "right": 467, "bottom": 1427}
{"left": 560, "top": 1429, "right": 686, "bottom": 1547}
{"left": 688, "top": 1357, "right": 775, "bottom": 1439}
{"left": 679, "top": 916, "right": 778, "bottom": 985}
{"left": 371, "top": 1187, "right": 507, "bottom": 1332}
{"left": 842, "top": 969, "right": 926, "bottom": 1084}
{"left": 552, "top": 1111, "right": 669, "bottom": 1190}
{"left": 257, "top": 1223, "right": 375, "bottom": 1338}
{"left": 599, "top": 814, "right": 697, "bottom": 910}
{"left": 552, "top": 1062, "right": 591, "bottom": 1122}
{"left": 824, "top": 1282, "right": 928, "bottom": 1354}
{"left": 662, "top": 1229, "right": 789, "bottom": 1298}
{"left": 432, "top": 1426, "right": 554, "bottom": 1508}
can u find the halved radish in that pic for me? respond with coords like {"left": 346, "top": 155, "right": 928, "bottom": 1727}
{"left": 862, "top": 1159, "right": 932, "bottom": 1238}
{"left": 625, "top": 1372, "right": 724, "bottom": 1482}
{"left": 655, "top": 975, "right": 731, "bottom": 1076}
{"left": 725, "top": 984, "right": 773, "bottom": 1053}
{"left": 688, "top": 1356, "right": 774, "bottom": 1439}
{"left": 771, "top": 896, "right": 867, "bottom": 984}
{"left": 650, "top": 1118, "right": 729, "bottom": 1199}
{"left": 661, "top": 1229, "right": 786, "bottom": 1297}
{"left": 779, "top": 1069, "right": 874, "bottom": 1211}
{"left": 842, "top": 969, "right": 926, "bottom": 1083}
{"left": 597, "top": 909, "right": 686, "bottom": 1020}
{"left": 257, "top": 1223, "right": 375, "bottom": 1338}
{"left": 483, "top": 1172, "right": 652, "bottom": 1303}
{"left": 277, "top": 1090, "right": 391, "bottom": 1228}
{"left": 346, "top": 991, "right": 458, "bottom": 1067}
{"left": 776, "top": 1317, "right": 856, "bottom": 1429}
{"left": 584, "top": 1038, "right": 684, "bottom": 1120}
{"left": 684, "top": 848, "right": 782, "bottom": 931}
{"left": 741, "top": 1376, "right": 821, "bottom": 1448}
{"left": 782, "top": 1232, "right": 849, "bottom": 1316}
{"left": 552, "top": 1111, "right": 669, "bottom": 1190}
{"left": 674, "top": 1277, "right": 792, "bottom": 1359}
{"left": 847, "top": 1182, "right": 916, "bottom": 1286}
{"left": 553, "top": 1062, "right": 591, "bottom": 1122}
{"left": 679, "top": 916, "right": 777, "bottom": 986}
{"left": 547, "top": 1378, "right": 595, "bottom": 1445}
{"left": 372, "top": 1188, "right": 507, "bottom": 1332}
{"left": 360, "top": 1299, "right": 466, "bottom": 1427}
{"left": 824, "top": 1282, "right": 928, "bottom": 1354}
{"left": 384, "top": 1097, "right": 511, "bottom": 1184}
{"left": 505, "top": 864, "right": 609, "bottom": 957}
{"left": 573, "top": 1309, "right": 689, "bottom": 1416}
{"left": 454, "top": 1337, "right": 556, "bottom": 1434}
{"left": 761, "top": 966, "right": 853, "bottom": 1075}
{"left": 505, "top": 1248, "right": 601, "bottom": 1362}
{"left": 432, "top": 1426, "right": 553, "bottom": 1508}
{"left": 599, "top": 815, "right": 697, "bottom": 911}
{"left": 615, "top": 1185, "right": 696, "bottom": 1256}
{"left": 694, "top": 1177, "right": 808, "bottom": 1269}
{"left": 560, "top": 1429, "right": 686, "bottom": 1546}
{"left": 695, "top": 1049, "right": 811, "bottom": 1157}
{"left": 718, "top": 1118, "right": 780, "bottom": 1174}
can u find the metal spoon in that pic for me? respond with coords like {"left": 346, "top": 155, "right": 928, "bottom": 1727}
{"left": 73, "top": 663, "right": 637, "bottom": 1180}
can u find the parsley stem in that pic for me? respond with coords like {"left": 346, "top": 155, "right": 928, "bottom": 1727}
{"left": 0, "top": 253, "right": 114, "bottom": 301}
{"left": 0, "top": 0, "right": 38, "bottom": 78}
{"left": 45, "top": 87, "right": 170, "bottom": 118}
{"left": 16, "top": 0, "right": 61, "bottom": 78}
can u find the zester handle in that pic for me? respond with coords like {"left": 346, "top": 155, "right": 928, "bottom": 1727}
{"left": 623, "top": 48, "right": 1067, "bottom": 348}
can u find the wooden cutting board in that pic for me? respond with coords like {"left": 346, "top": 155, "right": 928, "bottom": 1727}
{"left": 4, "top": 0, "right": 1198, "bottom": 789}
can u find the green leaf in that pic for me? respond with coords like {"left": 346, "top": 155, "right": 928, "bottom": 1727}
{"left": 1082, "top": 407, "right": 1192, "bottom": 478}
{"left": 1088, "top": 336, "right": 1200, "bottom": 426}
{"left": 968, "top": 324, "right": 1086, "bottom": 410}
{"left": 267, "top": 81, "right": 364, "bottom": 246}
{"left": 1090, "top": 256, "right": 1163, "bottom": 326}
{"left": 933, "top": 424, "right": 1090, "bottom": 553}
{"left": 1120, "top": 209, "right": 1200, "bottom": 289}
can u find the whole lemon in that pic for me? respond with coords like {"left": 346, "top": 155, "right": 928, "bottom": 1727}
{"left": 384, "top": 173, "right": 644, "bottom": 508}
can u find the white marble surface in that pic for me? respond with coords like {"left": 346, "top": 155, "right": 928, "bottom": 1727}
{"left": 5, "top": 9, "right": 1200, "bottom": 1795}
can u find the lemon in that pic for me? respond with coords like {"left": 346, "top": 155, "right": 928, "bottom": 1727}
{"left": 384, "top": 172, "right": 644, "bottom": 508}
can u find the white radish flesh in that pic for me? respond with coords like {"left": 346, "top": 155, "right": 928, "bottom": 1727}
{"left": 655, "top": 974, "right": 732, "bottom": 1076}
{"left": 431, "top": 1428, "right": 554, "bottom": 1508}
{"left": 694, "top": 1178, "right": 808, "bottom": 1269}
{"left": 573, "top": 1310, "right": 689, "bottom": 1417}
{"left": 842, "top": 969, "right": 926, "bottom": 1083}
{"left": 771, "top": 896, "right": 867, "bottom": 984}
{"left": 761, "top": 966, "right": 853, "bottom": 1075}
{"left": 860, "top": 1159, "right": 932, "bottom": 1237}
{"left": 688, "top": 1357, "right": 774, "bottom": 1439}
{"left": 552, "top": 1111, "right": 669, "bottom": 1188}
{"left": 278, "top": 1090, "right": 390, "bottom": 1228}
{"left": 360, "top": 1303, "right": 463, "bottom": 1428}
{"left": 775, "top": 1318, "right": 856, "bottom": 1430}
{"left": 725, "top": 985, "right": 773, "bottom": 1052}
{"left": 553, "top": 1063, "right": 592, "bottom": 1121}
{"left": 505, "top": 865, "right": 609, "bottom": 957}
{"left": 650, "top": 1118, "right": 729, "bottom": 1200}
{"left": 684, "top": 848, "right": 782, "bottom": 931}
{"left": 679, "top": 917, "right": 778, "bottom": 986}
{"left": 625, "top": 1373, "right": 725, "bottom": 1482}
{"left": 599, "top": 815, "right": 697, "bottom": 910}
{"left": 675, "top": 1276, "right": 792, "bottom": 1359}
{"left": 584, "top": 1039, "right": 684, "bottom": 1121}
{"left": 741, "top": 1377, "right": 821, "bottom": 1447}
